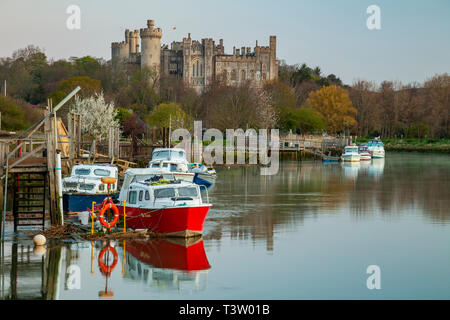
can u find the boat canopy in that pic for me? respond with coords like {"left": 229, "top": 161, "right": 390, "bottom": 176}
{"left": 120, "top": 168, "right": 175, "bottom": 200}
{"left": 151, "top": 148, "right": 187, "bottom": 162}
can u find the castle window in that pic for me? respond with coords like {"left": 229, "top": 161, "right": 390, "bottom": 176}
{"left": 192, "top": 60, "right": 203, "bottom": 77}
{"left": 262, "top": 73, "right": 267, "bottom": 81}
{"left": 231, "top": 69, "right": 237, "bottom": 81}
{"left": 241, "top": 70, "right": 246, "bottom": 81}
{"left": 222, "top": 70, "right": 228, "bottom": 81}
{"left": 250, "top": 70, "right": 255, "bottom": 80}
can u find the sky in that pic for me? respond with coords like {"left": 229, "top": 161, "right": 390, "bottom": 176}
{"left": 0, "top": 0, "right": 449, "bottom": 85}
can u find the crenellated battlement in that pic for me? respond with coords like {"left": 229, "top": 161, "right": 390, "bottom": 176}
{"left": 111, "top": 41, "right": 128, "bottom": 48}
{"left": 111, "top": 18, "right": 278, "bottom": 89}
{"left": 140, "top": 28, "right": 162, "bottom": 39}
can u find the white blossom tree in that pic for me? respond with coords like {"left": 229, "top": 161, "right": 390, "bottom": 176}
{"left": 257, "top": 89, "right": 278, "bottom": 129}
{"left": 71, "top": 92, "right": 120, "bottom": 142}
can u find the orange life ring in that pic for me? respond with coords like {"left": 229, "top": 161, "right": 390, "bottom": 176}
{"left": 99, "top": 199, "right": 120, "bottom": 229}
{"left": 98, "top": 246, "right": 118, "bottom": 275}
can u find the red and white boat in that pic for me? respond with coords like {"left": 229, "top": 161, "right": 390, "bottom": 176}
{"left": 117, "top": 168, "right": 212, "bottom": 237}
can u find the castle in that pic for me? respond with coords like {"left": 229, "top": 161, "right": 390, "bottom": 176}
{"left": 111, "top": 19, "right": 279, "bottom": 91}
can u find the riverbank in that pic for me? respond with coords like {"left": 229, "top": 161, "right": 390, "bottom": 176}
{"left": 356, "top": 138, "right": 450, "bottom": 153}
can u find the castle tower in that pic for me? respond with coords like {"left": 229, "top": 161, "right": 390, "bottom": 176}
{"left": 111, "top": 41, "right": 129, "bottom": 68}
{"left": 129, "top": 29, "right": 140, "bottom": 54}
{"left": 269, "top": 36, "right": 277, "bottom": 80}
{"left": 182, "top": 33, "right": 192, "bottom": 85}
{"left": 140, "top": 19, "right": 162, "bottom": 73}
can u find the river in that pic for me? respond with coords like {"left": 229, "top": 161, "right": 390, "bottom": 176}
{"left": 1, "top": 152, "right": 450, "bottom": 299}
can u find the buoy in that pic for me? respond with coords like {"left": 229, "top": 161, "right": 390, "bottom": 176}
{"left": 33, "top": 234, "right": 46, "bottom": 246}
{"left": 33, "top": 245, "right": 46, "bottom": 256}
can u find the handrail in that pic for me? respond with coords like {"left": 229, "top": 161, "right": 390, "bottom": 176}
{"left": 199, "top": 185, "right": 209, "bottom": 204}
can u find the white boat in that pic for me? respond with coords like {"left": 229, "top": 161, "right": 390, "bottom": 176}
{"left": 147, "top": 148, "right": 194, "bottom": 182}
{"left": 341, "top": 145, "right": 361, "bottom": 162}
{"left": 358, "top": 144, "right": 372, "bottom": 161}
{"left": 62, "top": 164, "right": 119, "bottom": 213}
{"left": 367, "top": 138, "right": 385, "bottom": 158}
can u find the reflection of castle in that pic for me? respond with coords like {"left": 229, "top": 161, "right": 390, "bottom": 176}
{"left": 111, "top": 19, "right": 279, "bottom": 91}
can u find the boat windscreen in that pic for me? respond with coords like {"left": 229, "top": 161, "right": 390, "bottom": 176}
{"left": 74, "top": 168, "right": 90, "bottom": 175}
{"left": 94, "top": 169, "right": 111, "bottom": 177}
{"left": 152, "top": 150, "right": 171, "bottom": 159}
{"left": 154, "top": 188, "right": 176, "bottom": 199}
{"left": 178, "top": 187, "right": 198, "bottom": 198}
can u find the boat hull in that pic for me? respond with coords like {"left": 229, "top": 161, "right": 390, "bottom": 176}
{"left": 193, "top": 173, "right": 216, "bottom": 188}
{"left": 371, "top": 152, "right": 385, "bottom": 159}
{"left": 63, "top": 193, "right": 118, "bottom": 213}
{"left": 118, "top": 205, "right": 211, "bottom": 237}
{"left": 341, "top": 154, "right": 361, "bottom": 162}
{"left": 360, "top": 153, "right": 372, "bottom": 161}
{"left": 322, "top": 156, "right": 340, "bottom": 162}
{"left": 174, "top": 172, "right": 195, "bottom": 182}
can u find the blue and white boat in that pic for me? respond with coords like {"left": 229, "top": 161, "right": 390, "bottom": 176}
{"left": 189, "top": 163, "right": 217, "bottom": 188}
{"left": 62, "top": 164, "right": 119, "bottom": 213}
{"left": 367, "top": 138, "right": 385, "bottom": 158}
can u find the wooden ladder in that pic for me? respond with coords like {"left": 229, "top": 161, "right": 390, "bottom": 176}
{"left": 13, "top": 172, "right": 47, "bottom": 231}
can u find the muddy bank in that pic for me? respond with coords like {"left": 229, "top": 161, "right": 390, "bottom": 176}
{"left": 28, "top": 223, "right": 166, "bottom": 241}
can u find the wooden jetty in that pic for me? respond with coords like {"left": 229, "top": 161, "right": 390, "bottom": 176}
{"left": 0, "top": 87, "right": 170, "bottom": 235}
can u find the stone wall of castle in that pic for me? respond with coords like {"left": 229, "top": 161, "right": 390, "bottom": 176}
{"left": 111, "top": 19, "right": 278, "bottom": 91}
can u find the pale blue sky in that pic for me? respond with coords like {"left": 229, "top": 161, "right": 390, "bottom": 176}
{"left": 0, "top": 0, "right": 449, "bottom": 85}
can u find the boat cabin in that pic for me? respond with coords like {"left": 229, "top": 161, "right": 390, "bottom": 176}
{"left": 344, "top": 145, "right": 359, "bottom": 154}
{"left": 148, "top": 160, "right": 189, "bottom": 173}
{"left": 62, "top": 164, "right": 119, "bottom": 194}
{"left": 151, "top": 148, "right": 188, "bottom": 163}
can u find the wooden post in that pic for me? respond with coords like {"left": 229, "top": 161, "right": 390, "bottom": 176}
{"left": 108, "top": 127, "right": 113, "bottom": 159}
{"left": 68, "top": 112, "right": 73, "bottom": 164}
{"left": 152, "top": 128, "right": 157, "bottom": 146}
{"left": 45, "top": 110, "right": 60, "bottom": 225}
{"left": 114, "top": 127, "right": 120, "bottom": 159}
{"left": 0, "top": 141, "right": 5, "bottom": 237}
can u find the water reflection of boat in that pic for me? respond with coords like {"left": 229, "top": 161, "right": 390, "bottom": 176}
{"left": 368, "top": 158, "right": 385, "bottom": 179}
{"left": 341, "top": 161, "right": 361, "bottom": 180}
{"left": 122, "top": 238, "right": 210, "bottom": 292}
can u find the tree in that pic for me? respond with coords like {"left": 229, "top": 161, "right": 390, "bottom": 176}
{"left": 349, "top": 80, "right": 379, "bottom": 136}
{"left": 70, "top": 92, "right": 120, "bottom": 142}
{"left": 123, "top": 112, "right": 147, "bottom": 157}
{"left": 49, "top": 76, "right": 101, "bottom": 105}
{"left": 304, "top": 85, "right": 357, "bottom": 133}
{"left": 74, "top": 56, "right": 101, "bottom": 76}
{"left": 0, "top": 95, "right": 27, "bottom": 130}
{"left": 292, "top": 108, "right": 326, "bottom": 133}
{"left": 263, "top": 80, "right": 296, "bottom": 129}
{"left": 147, "top": 102, "right": 192, "bottom": 130}
{"left": 424, "top": 73, "right": 450, "bottom": 137}
{"left": 115, "top": 107, "right": 132, "bottom": 125}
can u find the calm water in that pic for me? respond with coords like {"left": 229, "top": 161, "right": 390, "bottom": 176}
{"left": 1, "top": 152, "right": 450, "bottom": 299}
